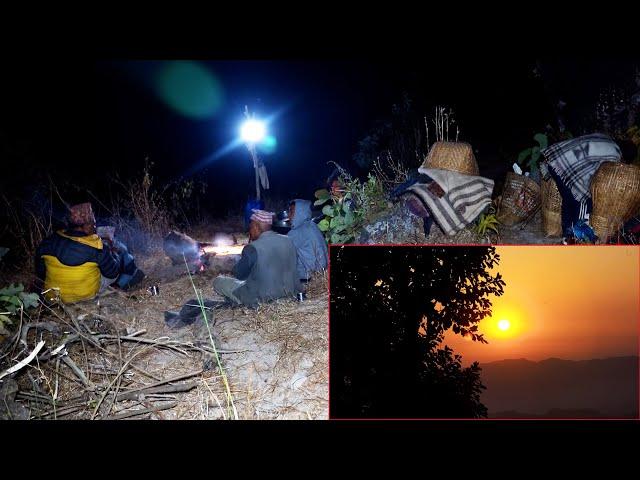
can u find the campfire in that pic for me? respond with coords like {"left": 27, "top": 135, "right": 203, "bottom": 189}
{"left": 201, "top": 244, "right": 244, "bottom": 256}
{"left": 163, "top": 231, "right": 244, "bottom": 274}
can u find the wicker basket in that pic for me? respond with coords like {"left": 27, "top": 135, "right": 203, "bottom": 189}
{"left": 421, "top": 141, "right": 479, "bottom": 176}
{"left": 590, "top": 162, "right": 640, "bottom": 242}
{"left": 540, "top": 177, "right": 563, "bottom": 236}
{"left": 496, "top": 172, "right": 541, "bottom": 225}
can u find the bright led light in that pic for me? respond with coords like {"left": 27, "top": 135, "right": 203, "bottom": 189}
{"left": 240, "top": 119, "right": 266, "bottom": 143}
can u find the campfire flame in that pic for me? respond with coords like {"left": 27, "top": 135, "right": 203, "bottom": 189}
{"left": 202, "top": 245, "right": 244, "bottom": 256}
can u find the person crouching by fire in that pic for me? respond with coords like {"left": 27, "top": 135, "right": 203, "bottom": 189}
{"left": 35, "top": 202, "right": 144, "bottom": 303}
{"left": 212, "top": 209, "right": 302, "bottom": 308}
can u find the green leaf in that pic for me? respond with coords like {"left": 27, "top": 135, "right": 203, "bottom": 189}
{"left": 19, "top": 292, "right": 39, "bottom": 310}
{"left": 344, "top": 210, "right": 354, "bottom": 226}
{"left": 0, "top": 284, "right": 23, "bottom": 296}
{"left": 331, "top": 232, "right": 349, "bottom": 244}
{"left": 313, "top": 198, "right": 328, "bottom": 206}
{"left": 322, "top": 205, "right": 336, "bottom": 217}
{"left": 314, "top": 188, "right": 330, "bottom": 200}
{"left": 329, "top": 216, "right": 343, "bottom": 228}
{"left": 531, "top": 146, "right": 540, "bottom": 162}
{"left": 318, "top": 219, "right": 330, "bottom": 231}
{"left": 534, "top": 133, "right": 548, "bottom": 150}
{"left": 517, "top": 148, "right": 532, "bottom": 164}
{"left": 0, "top": 314, "right": 13, "bottom": 326}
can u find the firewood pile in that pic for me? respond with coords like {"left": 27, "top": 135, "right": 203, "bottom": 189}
{"left": 0, "top": 298, "right": 242, "bottom": 420}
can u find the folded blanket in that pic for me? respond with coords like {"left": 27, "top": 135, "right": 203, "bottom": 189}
{"left": 407, "top": 168, "right": 494, "bottom": 235}
{"left": 540, "top": 133, "right": 621, "bottom": 203}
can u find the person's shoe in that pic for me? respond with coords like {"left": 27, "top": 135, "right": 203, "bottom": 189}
{"left": 115, "top": 269, "right": 145, "bottom": 291}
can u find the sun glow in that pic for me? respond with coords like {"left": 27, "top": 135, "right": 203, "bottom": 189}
{"left": 484, "top": 310, "right": 523, "bottom": 339}
{"left": 498, "top": 319, "right": 511, "bottom": 331}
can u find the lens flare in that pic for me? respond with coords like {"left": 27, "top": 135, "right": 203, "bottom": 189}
{"left": 257, "top": 134, "right": 277, "bottom": 154}
{"left": 240, "top": 119, "right": 266, "bottom": 143}
{"left": 155, "top": 61, "right": 224, "bottom": 118}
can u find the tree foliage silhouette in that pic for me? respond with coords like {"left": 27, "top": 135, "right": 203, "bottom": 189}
{"left": 330, "top": 246, "right": 506, "bottom": 418}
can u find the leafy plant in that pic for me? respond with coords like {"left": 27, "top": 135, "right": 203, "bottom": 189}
{"left": 0, "top": 283, "right": 39, "bottom": 335}
{"left": 314, "top": 169, "right": 388, "bottom": 244}
{"left": 314, "top": 188, "right": 359, "bottom": 244}
{"left": 517, "top": 133, "right": 548, "bottom": 175}
{"left": 475, "top": 212, "right": 500, "bottom": 237}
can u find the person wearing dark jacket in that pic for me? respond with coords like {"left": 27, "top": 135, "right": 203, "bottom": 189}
{"left": 287, "top": 199, "right": 328, "bottom": 282}
{"left": 35, "top": 203, "right": 121, "bottom": 303}
{"left": 213, "top": 209, "right": 302, "bottom": 308}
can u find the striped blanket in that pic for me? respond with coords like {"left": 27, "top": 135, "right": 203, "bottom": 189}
{"left": 540, "top": 133, "right": 621, "bottom": 203}
{"left": 406, "top": 168, "right": 494, "bottom": 235}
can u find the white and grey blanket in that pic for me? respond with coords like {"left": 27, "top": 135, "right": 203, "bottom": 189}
{"left": 540, "top": 133, "right": 621, "bottom": 203}
{"left": 407, "top": 168, "right": 494, "bottom": 235}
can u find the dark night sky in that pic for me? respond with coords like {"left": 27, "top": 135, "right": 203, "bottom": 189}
{"left": 1, "top": 56, "right": 638, "bottom": 217}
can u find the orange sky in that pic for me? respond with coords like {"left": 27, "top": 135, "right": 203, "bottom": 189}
{"left": 443, "top": 246, "right": 639, "bottom": 364}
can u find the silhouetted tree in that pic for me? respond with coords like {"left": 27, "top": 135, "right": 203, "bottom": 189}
{"left": 330, "top": 246, "right": 505, "bottom": 418}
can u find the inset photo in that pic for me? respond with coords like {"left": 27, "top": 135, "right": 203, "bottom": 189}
{"left": 329, "top": 246, "right": 639, "bottom": 419}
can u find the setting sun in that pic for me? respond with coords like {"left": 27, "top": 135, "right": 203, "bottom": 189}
{"left": 498, "top": 319, "right": 510, "bottom": 331}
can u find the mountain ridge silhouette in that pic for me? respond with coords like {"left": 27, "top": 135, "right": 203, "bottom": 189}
{"left": 479, "top": 355, "right": 639, "bottom": 418}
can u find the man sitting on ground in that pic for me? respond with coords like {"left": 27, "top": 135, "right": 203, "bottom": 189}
{"left": 287, "top": 199, "right": 328, "bottom": 283}
{"left": 213, "top": 209, "right": 302, "bottom": 308}
{"left": 35, "top": 203, "right": 122, "bottom": 303}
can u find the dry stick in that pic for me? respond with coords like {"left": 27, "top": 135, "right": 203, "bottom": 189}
{"left": 115, "top": 380, "right": 199, "bottom": 402}
{"left": 54, "top": 357, "right": 60, "bottom": 401}
{"left": 44, "top": 329, "right": 161, "bottom": 382}
{"left": 19, "top": 322, "right": 60, "bottom": 347}
{"left": 0, "top": 340, "right": 45, "bottom": 380}
{"left": 59, "top": 303, "right": 101, "bottom": 349}
{"left": 105, "top": 332, "right": 125, "bottom": 417}
{"left": 97, "top": 334, "right": 245, "bottom": 355}
{"left": 96, "top": 335, "right": 189, "bottom": 356}
{"left": 35, "top": 362, "right": 84, "bottom": 388}
{"left": 31, "top": 357, "right": 57, "bottom": 419}
{"left": 36, "top": 303, "right": 160, "bottom": 381}
{"left": 108, "top": 401, "right": 178, "bottom": 420}
{"left": 115, "top": 369, "right": 204, "bottom": 397}
{"left": 90, "top": 343, "right": 157, "bottom": 420}
{"left": 35, "top": 402, "right": 90, "bottom": 419}
{"left": 60, "top": 355, "right": 92, "bottom": 388}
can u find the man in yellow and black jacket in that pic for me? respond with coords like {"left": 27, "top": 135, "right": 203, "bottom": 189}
{"left": 35, "top": 203, "right": 120, "bottom": 303}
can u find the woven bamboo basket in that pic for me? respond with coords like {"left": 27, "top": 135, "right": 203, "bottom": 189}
{"left": 590, "top": 162, "right": 640, "bottom": 242}
{"left": 421, "top": 141, "right": 479, "bottom": 176}
{"left": 540, "top": 177, "right": 563, "bottom": 236}
{"left": 496, "top": 172, "right": 541, "bottom": 225}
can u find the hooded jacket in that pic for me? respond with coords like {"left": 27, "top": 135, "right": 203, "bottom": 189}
{"left": 287, "top": 199, "right": 329, "bottom": 280}
{"left": 232, "top": 230, "right": 302, "bottom": 308}
{"left": 35, "top": 230, "right": 120, "bottom": 303}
